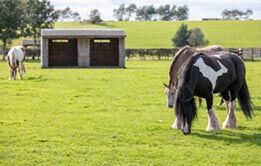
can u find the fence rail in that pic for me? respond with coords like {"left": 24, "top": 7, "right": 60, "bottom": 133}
{"left": 126, "top": 48, "right": 261, "bottom": 61}
{"left": 1, "top": 47, "right": 261, "bottom": 61}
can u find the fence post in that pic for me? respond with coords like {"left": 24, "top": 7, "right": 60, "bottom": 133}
{"left": 251, "top": 48, "right": 254, "bottom": 61}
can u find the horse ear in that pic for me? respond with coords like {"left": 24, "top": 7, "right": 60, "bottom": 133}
{"left": 163, "top": 82, "right": 169, "bottom": 88}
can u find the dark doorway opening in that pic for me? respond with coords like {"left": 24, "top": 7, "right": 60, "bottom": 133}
{"left": 48, "top": 39, "right": 78, "bottom": 67}
{"left": 90, "top": 38, "right": 119, "bottom": 66}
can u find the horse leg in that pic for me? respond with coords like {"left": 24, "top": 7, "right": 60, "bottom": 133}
{"left": 22, "top": 63, "right": 26, "bottom": 74}
{"left": 171, "top": 114, "right": 183, "bottom": 130}
{"left": 218, "top": 95, "right": 224, "bottom": 106}
{"left": 222, "top": 88, "right": 238, "bottom": 129}
{"left": 223, "top": 100, "right": 237, "bottom": 129}
{"left": 13, "top": 68, "right": 17, "bottom": 80}
{"left": 9, "top": 67, "right": 12, "bottom": 80}
{"left": 206, "top": 94, "right": 220, "bottom": 132}
{"left": 18, "top": 64, "right": 23, "bottom": 79}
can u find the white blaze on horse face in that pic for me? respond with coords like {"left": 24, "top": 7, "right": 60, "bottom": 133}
{"left": 165, "top": 86, "right": 176, "bottom": 108}
{"left": 193, "top": 57, "right": 228, "bottom": 91}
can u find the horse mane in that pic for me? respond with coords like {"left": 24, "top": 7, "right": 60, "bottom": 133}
{"left": 168, "top": 46, "right": 196, "bottom": 86}
{"left": 174, "top": 53, "right": 202, "bottom": 130}
{"left": 175, "top": 53, "right": 200, "bottom": 103}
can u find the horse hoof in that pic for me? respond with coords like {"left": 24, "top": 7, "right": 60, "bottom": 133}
{"left": 222, "top": 123, "right": 237, "bottom": 129}
{"left": 171, "top": 124, "right": 183, "bottom": 130}
{"left": 182, "top": 129, "right": 191, "bottom": 135}
{"left": 171, "top": 125, "right": 176, "bottom": 130}
{"left": 206, "top": 127, "right": 220, "bottom": 132}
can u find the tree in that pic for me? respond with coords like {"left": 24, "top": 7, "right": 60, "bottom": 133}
{"left": 26, "top": 0, "right": 58, "bottom": 46}
{"left": 172, "top": 24, "right": 189, "bottom": 47}
{"left": 71, "top": 12, "right": 81, "bottom": 21}
{"left": 126, "top": 4, "right": 137, "bottom": 21}
{"left": 175, "top": 5, "right": 189, "bottom": 20}
{"left": 56, "top": 7, "right": 81, "bottom": 21}
{"left": 56, "top": 7, "right": 72, "bottom": 21}
{"left": 89, "top": 9, "right": 103, "bottom": 24}
{"left": 136, "top": 6, "right": 146, "bottom": 20}
{"left": 157, "top": 4, "right": 171, "bottom": 21}
{"left": 187, "top": 28, "right": 209, "bottom": 47}
{"left": 0, "top": 0, "right": 27, "bottom": 59}
{"left": 157, "top": 4, "right": 177, "bottom": 21}
{"left": 243, "top": 9, "right": 253, "bottom": 19}
{"left": 113, "top": 4, "right": 126, "bottom": 21}
{"left": 172, "top": 24, "right": 209, "bottom": 47}
{"left": 221, "top": 9, "right": 253, "bottom": 20}
{"left": 136, "top": 5, "right": 156, "bottom": 21}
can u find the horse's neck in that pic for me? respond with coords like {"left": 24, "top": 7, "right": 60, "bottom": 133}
{"left": 169, "top": 50, "right": 195, "bottom": 84}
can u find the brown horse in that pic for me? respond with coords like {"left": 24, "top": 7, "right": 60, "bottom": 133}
{"left": 164, "top": 45, "right": 226, "bottom": 108}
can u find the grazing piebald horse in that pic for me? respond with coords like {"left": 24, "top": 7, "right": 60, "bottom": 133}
{"left": 165, "top": 46, "right": 253, "bottom": 134}
{"left": 7, "top": 46, "right": 26, "bottom": 80}
{"left": 164, "top": 45, "right": 226, "bottom": 108}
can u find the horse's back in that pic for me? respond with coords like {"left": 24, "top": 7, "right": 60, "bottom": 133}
{"left": 197, "top": 45, "right": 227, "bottom": 55}
{"left": 187, "top": 53, "right": 240, "bottom": 94}
{"left": 7, "top": 46, "right": 25, "bottom": 62}
{"left": 211, "top": 52, "right": 245, "bottom": 72}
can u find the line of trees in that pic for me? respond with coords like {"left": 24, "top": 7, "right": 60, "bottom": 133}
{"left": 54, "top": 5, "right": 255, "bottom": 24}
{"left": 0, "top": 0, "right": 58, "bottom": 59}
{"left": 113, "top": 4, "right": 189, "bottom": 21}
{"left": 55, "top": 7, "right": 103, "bottom": 24}
{"left": 221, "top": 9, "right": 253, "bottom": 20}
{"left": 56, "top": 7, "right": 81, "bottom": 22}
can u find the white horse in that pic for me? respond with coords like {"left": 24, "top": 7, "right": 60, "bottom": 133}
{"left": 7, "top": 46, "right": 26, "bottom": 80}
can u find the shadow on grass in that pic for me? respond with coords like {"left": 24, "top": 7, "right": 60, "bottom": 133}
{"left": 192, "top": 127, "right": 261, "bottom": 146}
{"left": 27, "top": 75, "right": 47, "bottom": 82}
{"left": 98, "top": 22, "right": 117, "bottom": 28}
{"left": 24, "top": 59, "right": 40, "bottom": 63}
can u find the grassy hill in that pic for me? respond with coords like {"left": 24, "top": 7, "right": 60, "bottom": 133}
{"left": 54, "top": 20, "right": 261, "bottom": 48}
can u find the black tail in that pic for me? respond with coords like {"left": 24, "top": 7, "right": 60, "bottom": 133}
{"left": 237, "top": 80, "right": 253, "bottom": 119}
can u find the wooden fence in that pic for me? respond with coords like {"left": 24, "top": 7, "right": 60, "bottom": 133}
{"left": 126, "top": 48, "right": 261, "bottom": 61}
{"left": 1, "top": 47, "right": 261, "bottom": 61}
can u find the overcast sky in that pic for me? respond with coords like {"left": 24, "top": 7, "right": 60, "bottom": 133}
{"left": 50, "top": 0, "right": 261, "bottom": 20}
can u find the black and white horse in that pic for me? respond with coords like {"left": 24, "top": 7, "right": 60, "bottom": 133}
{"left": 166, "top": 47, "right": 253, "bottom": 134}
{"left": 164, "top": 45, "right": 227, "bottom": 108}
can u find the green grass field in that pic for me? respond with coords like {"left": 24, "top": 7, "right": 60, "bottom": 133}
{"left": 10, "top": 20, "right": 261, "bottom": 49}
{"left": 55, "top": 20, "right": 261, "bottom": 48}
{"left": 0, "top": 60, "right": 260, "bottom": 165}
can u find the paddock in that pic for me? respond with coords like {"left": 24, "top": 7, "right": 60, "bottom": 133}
{"left": 41, "top": 29, "right": 126, "bottom": 68}
{"left": 0, "top": 60, "right": 260, "bottom": 165}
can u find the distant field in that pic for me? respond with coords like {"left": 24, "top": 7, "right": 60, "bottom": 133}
{"left": 54, "top": 21, "right": 261, "bottom": 48}
{"left": 0, "top": 61, "right": 260, "bottom": 165}
{"left": 9, "top": 20, "right": 261, "bottom": 49}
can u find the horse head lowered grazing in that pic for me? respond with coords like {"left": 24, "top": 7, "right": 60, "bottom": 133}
{"left": 165, "top": 46, "right": 253, "bottom": 134}
{"left": 7, "top": 46, "right": 26, "bottom": 80}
